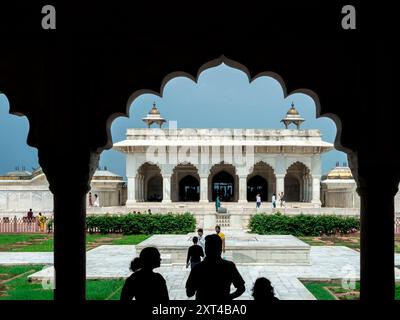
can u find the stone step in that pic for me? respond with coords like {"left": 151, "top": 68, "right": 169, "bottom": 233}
{"left": 160, "top": 254, "right": 171, "bottom": 265}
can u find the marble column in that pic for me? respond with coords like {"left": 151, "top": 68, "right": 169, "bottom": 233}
{"left": 238, "top": 175, "right": 248, "bottom": 203}
{"left": 275, "top": 174, "right": 285, "bottom": 198}
{"left": 126, "top": 176, "right": 137, "bottom": 206}
{"left": 306, "top": 176, "right": 311, "bottom": 202}
{"left": 311, "top": 175, "right": 321, "bottom": 207}
{"left": 199, "top": 174, "right": 209, "bottom": 203}
{"left": 162, "top": 174, "right": 172, "bottom": 203}
{"left": 139, "top": 175, "right": 144, "bottom": 201}
{"left": 40, "top": 147, "right": 97, "bottom": 301}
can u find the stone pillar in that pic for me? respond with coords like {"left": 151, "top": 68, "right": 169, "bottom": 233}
{"left": 311, "top": 175, "right": 321, "bottom": 207}
{"left": 303, "top": 175, "right": 308, "bottom": 202}
{"left": 139, "top": 175, "right": 144, "bottom": 201}
{"left": 358, "top": 176, "right": 397, "bottom": 301}
{"left": 351, "top": 144, "right": 400, "bottom": 301}
{"left": 306, "top": 176, "right": 311, "bottom": 202}
{"left": 199, "top": 174, "right": 209, "bottom": 203}
{"left": 39, "top": 147, "right": 97, "bottom": 301}
{"left": 126, "top": 175, "right": 137, "bottom": 206}
{"left": 162, "top": 174, "right": 172, "bottom": 203}
{"left": 275, "top": 174, "right": 285, "bottom": 198}
{"left": 238, "top": 175, "right": 248, "bottom": 203}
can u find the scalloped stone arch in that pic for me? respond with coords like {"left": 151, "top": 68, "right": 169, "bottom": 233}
{"left": 172, "top": 161, "right": 199, "bottom": 172}
{"left": 248, "top": 160, "right": 276, "bottom": 176}
{"left": 285, "top": 160, "right": 311, "bottom": 174}
{"left": 107, "top": 56, "right": 346, "bottom": 172}
{"left": 171, "top": 162, "right": 200, "bottom": 202}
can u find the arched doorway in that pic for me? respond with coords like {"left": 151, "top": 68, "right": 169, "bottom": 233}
{"left": 212, "top": 170, "right": 234, "bottom": 201}
{"left": 179, "top": 175, "right": 200, "bottom": 201}
{"left": 147, "top": 175, "right": 163, "bottom": 201}
{"left": 284, "top": 175, "right": 300, "bottom": 201}
{"left": 247, "top": 175, "right": 268, "bottom": 202}
{"left": 284, "top": 162, "right": 311, "bottom": 202}
{"left": 171, "top": 163, "right": 200, "bottom": 202}
{"left": 247, "top": 161, "right": 275, "bottom": 202}
{"left": 137, "top": 162, "right": 163, "bottom": 202}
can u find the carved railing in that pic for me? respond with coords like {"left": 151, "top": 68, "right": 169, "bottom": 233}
{"left": 0, "top": 216, "right": 50, "bottom": 233}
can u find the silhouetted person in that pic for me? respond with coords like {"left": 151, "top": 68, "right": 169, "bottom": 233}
{"left": 120, "top": 247, "right": 169, "bottom": 301}
{"left": 186, "top": 236, "right": 204, "bottom": 269}
{"left": 27, "top": 209, "right": 33, "bottom": 220}
{"left": 252, "top": 277, "right": 279, "bottom": 302}
{"left": 186, "top": 234, "right": 245, "bottom": 302}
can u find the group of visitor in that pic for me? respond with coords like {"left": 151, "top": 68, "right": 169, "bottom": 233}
{"left": 120, "top": 225, "right": 278, "bottom": 302}
{"left": 88, "top": 192, "right": 100, "bottom": 207}
{"left": 186, "top": 225, "right": 226, "bottom": 269}
{"left": 256, "top": 192, "right": 286, "bottom": 209}
{"left": 26, "top": 209, "right": 48, "bottom": 233}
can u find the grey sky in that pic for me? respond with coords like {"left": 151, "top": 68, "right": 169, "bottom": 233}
{"left": 0, "top": 64, "right": 347, "bottom": 178}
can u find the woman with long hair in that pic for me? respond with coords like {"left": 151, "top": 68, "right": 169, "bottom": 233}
{"left": 120, "top": 247, "right": 169, "bottom": 301}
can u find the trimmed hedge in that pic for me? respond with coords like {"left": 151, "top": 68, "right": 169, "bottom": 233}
{"left": 248, "top": 213, "right": 360, "bottom": 236}
{"left": 86, "top": 212, "right": 196, "bottom": 235}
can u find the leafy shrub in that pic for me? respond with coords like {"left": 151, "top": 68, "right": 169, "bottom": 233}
{"left": 86, "top": 212, "right": 196, "bottom": 235}
{"left": 248, "top": 213, "right": 360, "bottom": 236}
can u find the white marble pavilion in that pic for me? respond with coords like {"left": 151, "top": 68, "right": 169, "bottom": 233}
{"left": 114, "top": 103, "right": 333, "bottom": 208}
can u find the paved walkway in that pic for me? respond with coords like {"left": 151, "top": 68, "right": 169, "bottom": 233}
{"left": 0, "top": 252, "right": 53, "bottom": 265}
{"left": 1, "top": 245, "right": 397, "bottom": 300}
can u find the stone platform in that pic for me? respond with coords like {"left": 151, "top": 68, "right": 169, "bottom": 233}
{"left": 136, "top": 233, "right": 311, "bottom": 265}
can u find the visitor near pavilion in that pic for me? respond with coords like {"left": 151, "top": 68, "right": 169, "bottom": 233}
{"left": 279, "top": 192, "right": 286, "bottom": 208}
{"left": 37, "top": 212, "right": 46, "bottom": 233}
{"left": 197, "top": 228, "right": 205, "bottom": 252}
{"left": 93, "top": 194, "right": 100, "bottom": 207}
{"left": 215, "top": 225, "right": 225, "bottom": 254}
{"left": 120, "top": 247, "right": 169, "bottom": 301}
{"left": 186, "top": 234, "right": 245, "bottom": 301}
{"left": 272, "top": 193, "right": 277, "bottom": 208}
{"left": 215, "top": 195, "right": 221, "bottom": 212}
{"left": 88, "top": 192, "right": 93, "bottom": 207}
{"left": 27, "top": 208, "right": 33, "bottom": 220}
{"left": 186, "top": 236, "right": 204, "bottom": 269}
{"left": 252, "top": 277, "right": 279, "bottom": 302}
{"left": 256, "top": 193, "right": 261, "bottom": 208}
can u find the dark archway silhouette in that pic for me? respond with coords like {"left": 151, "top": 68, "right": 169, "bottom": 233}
{"left": 212, "top": 171, "right": 234, "bottom": 202}
{"left": 147, "top": 175, "right": 163, "bottom": 202}
{"left": 179, "top": 175, "right": 199, "bottom": 201}
{"left": 284, "top": 175, "right": 300, "bottom": 202}
{"left": 247, "top": 175, "right": 268, "bottom": 202}
{"left": 1, "top": 3, "right": 396, "bottom": 302}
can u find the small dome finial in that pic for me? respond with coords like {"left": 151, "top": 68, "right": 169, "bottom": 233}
{"left": 142, "top": 102, "right": 166, "bottom": 128}
{"left": 281, "top": 102, "right": 305, "bottom": 129}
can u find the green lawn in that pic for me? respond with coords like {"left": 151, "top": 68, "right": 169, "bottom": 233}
{"left": 0, "top": 265, "right": 124, "bottom": 300}
{"left": 0, "top": 234, "right": 151, "bottom": 252}
{"left": 303, "top": 281, "right": 400, "bottom": 300}
{"left": 299, "top": 235, "right": 400, "bottom": 253}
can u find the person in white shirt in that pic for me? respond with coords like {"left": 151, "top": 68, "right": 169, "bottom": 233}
{"left": 256, "top": 194, "right": 261, "bottom": 209}
{"left": 197, "top": 228, "right": 205, "bottom": 253}
{"left": 272, "top": 193, "right": 276, "bottom": 208}
{"left": 93, "top": 194, "right": 100, "bottom": 207}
